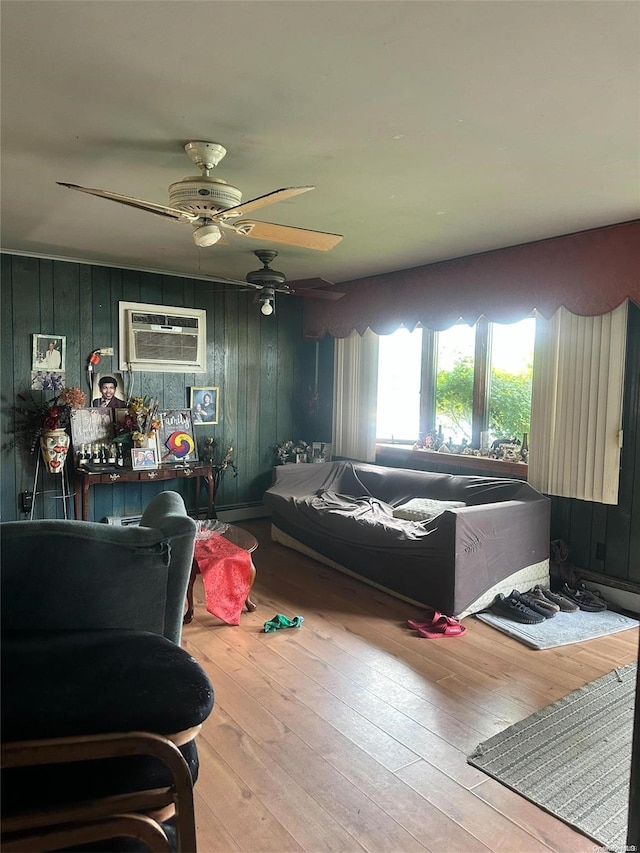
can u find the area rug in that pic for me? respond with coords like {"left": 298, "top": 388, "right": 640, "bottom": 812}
{"left": 468, "top": 662, "right": 637, "bottom": 853}
{"left": 475, "top": 608, "right": 639, "bottom": 649}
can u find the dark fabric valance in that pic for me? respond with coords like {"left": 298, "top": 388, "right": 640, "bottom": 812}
{"left": 303, "top": 220, "right": 640, "bottom": 339}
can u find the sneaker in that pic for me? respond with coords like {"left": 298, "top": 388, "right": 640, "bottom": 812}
{"left": 533, "top": 585, "right": 579, "bottom": 612}
{"left": 560, "top": 583, "right": 607, "bottom": 612}
{"left": 527, "top": 587, "right": 560, "bottom": 613}
{"left": 489, "top": 593, "right": 546, "bottom": 624}
{"left": 511, "top": 590, "right": 556, "bottom": 618}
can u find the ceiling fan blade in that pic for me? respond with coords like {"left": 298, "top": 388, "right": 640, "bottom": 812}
{"left": 215, "top": 186, "right": 315, "bottom": 220}
{"left": 296, "top": 288, "right": 345, "bottom": 300}
{"left": 232, "top": 220, "right": 343, "bottom": 251}
{"left": 56, "top": 183, "right": 199, "bottom": 223}
{"left": 288, "top": 277, "right": 334, "bottom": 290}
{"left": 288, "top": 276, "right": 345, "bottom": 300}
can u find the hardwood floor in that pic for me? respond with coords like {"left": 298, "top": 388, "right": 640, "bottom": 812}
{"left": 182, "top": 519, "right": 639, "bottom": 853}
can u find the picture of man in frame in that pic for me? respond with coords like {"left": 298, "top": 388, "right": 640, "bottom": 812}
{"left": 92, "top": 373, "right": 127, "bottom": 409}
{"left": 32, "top": 334, "right": 66, "bottom": 373}
{"left": 42, "top": 339, "right": 62, "bottom": 369}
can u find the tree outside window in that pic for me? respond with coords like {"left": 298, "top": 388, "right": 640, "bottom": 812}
{"left": 376, "top": 317, "right": 535, "bottom": 450}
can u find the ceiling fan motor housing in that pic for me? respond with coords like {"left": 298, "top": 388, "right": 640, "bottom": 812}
{"left": 246, "top": 250, "right": 287, "bottom": 288}
{"left": 169, "top": 176, "right": 242, "bottom": 215}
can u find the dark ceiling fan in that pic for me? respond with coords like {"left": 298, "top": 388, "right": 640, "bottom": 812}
{"left": 205, "top": 249, "right": 345, "bottom": 316}
{"left": 57, "top": 141, "right": 343, "bottom": 251}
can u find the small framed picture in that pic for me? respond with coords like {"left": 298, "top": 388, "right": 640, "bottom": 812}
{"left": 32, "top": 334, "right": 66, "bottom": 372}
{"left": 131, "top": 446, "right": 159, "bottom": 470}
{"left": 312, "top": 442, "right": 331, "bottom": 462}
{"left": 189, "top": 386, "right": 219, "bottom": 425}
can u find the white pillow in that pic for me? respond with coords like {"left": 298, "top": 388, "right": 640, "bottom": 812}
{"left": 392, "top": 497, "right": 466, "bottom": 522}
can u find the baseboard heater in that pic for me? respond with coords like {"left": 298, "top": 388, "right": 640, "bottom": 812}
{"left": 102, "top": 515, "right": 142, "bottom": 526}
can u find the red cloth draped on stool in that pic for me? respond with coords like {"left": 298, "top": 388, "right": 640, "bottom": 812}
{"left": 193, "top": 535, "right": 253, "bottom": 625}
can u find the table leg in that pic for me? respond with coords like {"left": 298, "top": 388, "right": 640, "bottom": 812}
{"left": 183, "top": 558, "right": 198, "bottom": 624}
{"left": 205, "top": 471, "right": 216, "bottom": 518}
{"left": 245, "top": 558, "right": 257, "bottom": 612}
{"left": 82, "top": 479, "right": 90, "bottom": 521}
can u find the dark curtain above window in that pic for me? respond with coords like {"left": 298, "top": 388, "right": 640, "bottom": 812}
{"left": 303, "top": 220, "right": 640, "bottom": 339}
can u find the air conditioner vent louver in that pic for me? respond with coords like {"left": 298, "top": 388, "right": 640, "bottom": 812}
{"left": 133, "top": 329, "right": 199, "bottom": 361}
{"left": 119, "top": 301, "right": 207, "bottom": 373}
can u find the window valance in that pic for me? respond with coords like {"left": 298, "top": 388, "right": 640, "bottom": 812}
{"left": 304, "top": 221, "right": 640, "bottom": 339}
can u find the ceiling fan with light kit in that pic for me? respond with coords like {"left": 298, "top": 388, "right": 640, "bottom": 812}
{"left": 57, "top": 141, "right": 343, "bottom": 252}
{"left": 207, "top": 249, "right": 345, "bottom": 316}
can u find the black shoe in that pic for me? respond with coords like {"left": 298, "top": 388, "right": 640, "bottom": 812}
{"left": 527, "top": 587, "right": 560, "bottom": 613}
{"left": 511, "top": 589, "right": 556, "bottom": 618}
{"left": 489, "top": 593, "right": 546, "bottom": 624}
{"left": 561, "top": 583, "right": 607, "bottom": 612}
{"left": 533, "top": 585, "right": 579, "bottom": 612}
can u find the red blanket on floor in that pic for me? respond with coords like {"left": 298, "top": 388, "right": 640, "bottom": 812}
{"left": 193, "top": 535, "right": 252, "bottom": 625}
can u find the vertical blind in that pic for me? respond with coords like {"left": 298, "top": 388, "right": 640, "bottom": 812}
{"left": 332, "top": 329, "right": 379, "bottom": 462}
{"left": 529, "top": 302, "right": 628, "bottom": 504}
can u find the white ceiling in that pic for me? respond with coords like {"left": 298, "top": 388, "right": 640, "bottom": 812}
{"left": 1, "top": 0, "right": 639, "bottom": 290}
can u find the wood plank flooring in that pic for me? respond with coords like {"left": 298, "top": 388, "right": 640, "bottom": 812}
{"left": 182, "top": 519, "right": 639, "bottom": 853}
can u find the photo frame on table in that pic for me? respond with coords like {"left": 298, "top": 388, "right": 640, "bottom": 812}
{"left": 157, "top": 410, "right": 198, "bottom": 464}
{"left": 189, "top": 386, "right": 219, "bottom": 425}
{"left": 131, "top": 446, "right": 159, "bottom": 471}
{"left": 312, "top": 442, "right": 332, "bottom": 463}
{"left": 70, "top": 408, "right": 114, "bottom": 450}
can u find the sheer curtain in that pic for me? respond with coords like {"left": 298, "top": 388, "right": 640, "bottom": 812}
{"left": 529, "top": 301, "right": 628, "bottom": 504}
{"left": 332, "top": 329, "right": 379, "bottom": 462}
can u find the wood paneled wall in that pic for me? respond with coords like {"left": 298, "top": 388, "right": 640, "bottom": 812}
{"left": 0, "top": 254, "right": 309, "bottom": 522}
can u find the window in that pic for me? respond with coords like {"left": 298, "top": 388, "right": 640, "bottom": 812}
{"left": 376, "top": 327, "right": 422, "bottom": 441}
{"left": 376, "top": 317, "right": 536, "bottom": 451}
{"left": 489, "top": 318, "right": 535, "bottom": 441}
{"left": 436, "top": 323, "right": 475, "bottom": 445}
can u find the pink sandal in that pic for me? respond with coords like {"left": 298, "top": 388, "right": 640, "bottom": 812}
{"left": 416, "top": 615, "right": 466, "bottom": 639}
{"left": 406, "top": 608, "right": 442, "bottom": 630}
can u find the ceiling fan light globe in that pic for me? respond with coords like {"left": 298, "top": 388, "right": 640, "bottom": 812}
{"left": 260, "top": 300, "right": 274, "bottom": 316}
{"left": 192, "top": 224, "right": 222, "bottom": 247}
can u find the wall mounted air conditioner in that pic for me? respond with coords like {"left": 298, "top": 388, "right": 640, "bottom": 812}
{"left": 119, "top": 301, "right": 207, "bottom": 373}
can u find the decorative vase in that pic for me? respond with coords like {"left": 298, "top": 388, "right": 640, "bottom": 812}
{"left": 40, "top": 428, "right": 70, "bottom": 474}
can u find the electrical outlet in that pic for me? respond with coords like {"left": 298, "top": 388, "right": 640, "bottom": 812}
{"left": 20, "top": 491, "right": 33, "bottom": 513}
{"left": 100, "top": 347, "right": 114, "bottom": 356}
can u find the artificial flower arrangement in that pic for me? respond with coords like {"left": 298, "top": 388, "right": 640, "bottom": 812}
{"left": 273, "top": 439, "right": 311, "bottom": 465}
{"left": 114, "top": 396, "right": 161, "bottom": 448}
{"left": 16, "top": 386, "right": 87, "bottom": 452}
{"left": 201, "top": 437, "right": 238, "bottom": 489}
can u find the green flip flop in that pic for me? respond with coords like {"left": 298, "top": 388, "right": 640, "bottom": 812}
{"left": 263, "top": 613, "right": 304, "bottom": 632}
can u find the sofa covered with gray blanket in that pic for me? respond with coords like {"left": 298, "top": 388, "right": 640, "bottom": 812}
{"left": 264, "top": 460, "right": 550, "bottom": 618}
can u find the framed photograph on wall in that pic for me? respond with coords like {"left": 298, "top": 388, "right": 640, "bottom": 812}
{"left": 91, "top": 372, "right": 127, "bottom": 409}
{"left": 131, "top": 446, "right": 159, "bottom": 471}
{"left": 189, "top": 386, "right": 219, "bottom": 425}
{"left": 32, "top": 334, "right": 66, "bottom": 372}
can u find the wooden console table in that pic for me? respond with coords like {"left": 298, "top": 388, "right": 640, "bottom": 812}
{"left": 73, "top": 463, "right": 215, "bottom": 521}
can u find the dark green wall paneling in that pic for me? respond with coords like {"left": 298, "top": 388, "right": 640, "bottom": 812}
{"left": 1, "top": 254, "right": 305, "bottom": 522}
